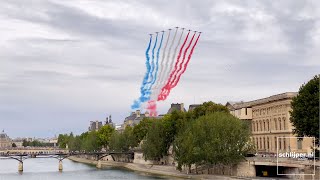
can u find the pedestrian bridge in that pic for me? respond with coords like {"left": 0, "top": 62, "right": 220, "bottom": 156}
{"left": 0, "top": 150, "right": 134, "bottom": 172}
{"left": 0, "top": 147, "right": 68, "bottom": 155}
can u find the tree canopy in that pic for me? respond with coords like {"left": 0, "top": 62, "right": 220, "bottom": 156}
{"left": 174, "top": 112, "right": 252, "bottom": 171}
{"left": 290, "top": 75, "right": 319, "bottom": 142}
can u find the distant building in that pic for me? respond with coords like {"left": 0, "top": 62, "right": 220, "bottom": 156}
{"left": 0, "top": 130, "right": 12, "bottom": 148}
{"left": 227, "top": 92, "right": 314, "bottom": 154}
{"left": 12, "top": 138, "right": 23, "bottom": 148}
{"left": 88, "top": 121, "right": 103, "bottom": 132}
{"left": 188, "top": 104, "right": 201, "bottom": 111}
{"left": 105, "top": 115, "right": 115, "bottom": 128}
{"left": 167, "top": 103, "right": 186, "bottom": 114}
{"left": 49, "top": 137, "right": 58, "bottom": 147}
{"left": 123, "top": 110, "right": 150, "bottom": 128}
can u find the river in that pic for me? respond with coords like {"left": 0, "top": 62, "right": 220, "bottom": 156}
{"left": 0, "top": 158, "right": 167, "bottom": 180}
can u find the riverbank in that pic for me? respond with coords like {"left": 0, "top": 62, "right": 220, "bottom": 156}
{"left": 68, "top": 156, "right": 247, "bottom": 179}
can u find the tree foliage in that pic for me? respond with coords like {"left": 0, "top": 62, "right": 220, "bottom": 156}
{"left": 142, "top": 120, "right": 167, "bottom": 161}
{"left": 97, "top": 125, "right": 115, "bottom": 148}
{"left": 109, "top": 126, "right": 136, "bottom": 151}
{"left": 192, "top": 101, "right": 229, "bottom": 118}
{"left": 58, "top": 125, "right": 115, "bottom": 152}
{"left": 22, "top": 139, "right": 54, "bottom": 147}
{"left": 174, "top": 112, "right": 252, "bottom": 171}
{"left": 132, "top": 118, "right": 153, "bottom": 144}
{"left": 290, "top": 75, "right": 319, "bottom": 142}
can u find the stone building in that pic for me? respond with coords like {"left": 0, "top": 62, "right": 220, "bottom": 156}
{"left": 167, "top": 103, "right": 186, "bottom": 114}
{"left": 188, "top": 104, "right": 201, "bottom": 111}
{"left": 123, "top": 110, "right": 150, "bottom": 128}
{"left": 227, "top": 92, "right": 314, "bottom": 154}
{"left": 88, "top": 121, "right": 103, "bottom": 132}
{"left": 0, "top": 130, "right": 12, "bottom": 148}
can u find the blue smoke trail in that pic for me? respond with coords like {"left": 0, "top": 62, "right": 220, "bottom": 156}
{"left": 131, "top": 36, "right": 152, "bottom": 109}
{"left": 146, "top": 33, "right": 158, "bottom": 85}
{"left": 148, "top": 32, "right": 164, "bottom": 98}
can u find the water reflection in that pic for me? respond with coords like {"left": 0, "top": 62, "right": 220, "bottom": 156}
{"left": 0, "top": 158, "right": 166, "bottom": 180}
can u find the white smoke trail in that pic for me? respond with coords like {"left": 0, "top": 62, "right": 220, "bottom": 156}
{"left": 162, "top": 28, "right": 184, "bottom": 90}
{"left": 151, "top": 30, "right": 171, "bottom": 100}
{"left": 153, "top": 28, "right": 177, "bottom": 100}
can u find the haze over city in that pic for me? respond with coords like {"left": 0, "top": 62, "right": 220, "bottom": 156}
{"left": 1, "top": 0, "right": 319, "bottom": 137}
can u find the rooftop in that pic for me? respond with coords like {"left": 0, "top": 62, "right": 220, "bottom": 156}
{"left": 228, "top": 92, "right": 297, "bottom": 109}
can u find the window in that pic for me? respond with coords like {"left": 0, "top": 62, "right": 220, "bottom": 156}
{"left": 260, "top": 138, "right": 262, "bottom": 150}
{"left": 245, "top": 108, "right": 247, "bottom": 115}
{"left": 283, "top": 117, "right": 286, "bottom": 130}
{"left": 263, "top": 137, "right": 265, "bottom": 150}
{"left": 263, "top": 121, "right": 265, "bottom": 131}
{"left": 267, "top": 137, "right": 269, "bottom": 150}
{"left": 274, "top": 137, "right": 277, "bottom": 150}
{"left": 279, "top": 138, "right": 282, "bottom": 150}
{"left": 283, "top": 137, "right": 286, "bottom": 150}
{"left": 274, "top": 118, "right": 277, "bottom": 130}
{"left": 297, "top": 138, "right": 303, "bottom": 150}
{"left": 278, "top": 118, "right": 282, "bottom": 130}
{"left": 267, "top": 120, "right": 269, "bottom": 131}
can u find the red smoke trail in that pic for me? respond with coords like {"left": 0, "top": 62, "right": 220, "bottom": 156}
{"left": 158, "top": 32, "right": 196, "bottom": 101}
{"left": 146, "top": 100, "right": 157, "bottom": 117}
{"left": 161, "top": 31, "right": 190, "bottom": 95}
{"left": 157, "top": 32, "right": 195, "bottom": 101}
{"left": 158, "top": 33, "right": 201, "bottom": 101}
{"left": 170, "top": 32, "right": 196, "bottom": 88}
{"left": 156, "top": 32, "right": 190, "bottom": 101}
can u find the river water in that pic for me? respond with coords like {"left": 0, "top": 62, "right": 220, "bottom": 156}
{"left": 0, "top": 158, "right": 167, "bottom": 180}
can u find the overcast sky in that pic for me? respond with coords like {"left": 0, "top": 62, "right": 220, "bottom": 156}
{"left": 0, "top": 0, "right": 319, "bottom": 138}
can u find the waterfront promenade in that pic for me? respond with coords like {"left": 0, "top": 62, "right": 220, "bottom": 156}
{"left": 68, "top": 156, "right": 244, "bottom": 179}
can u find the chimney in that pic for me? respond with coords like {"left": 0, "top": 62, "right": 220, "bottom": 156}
{"left": 145, "top": 111, "right": 149, "bottom": 117}
{"left": 136, "top": 110, "right": 141, "bottom": 117}
{"left": 180, "top": 103, "right": 184, "bottom": 111}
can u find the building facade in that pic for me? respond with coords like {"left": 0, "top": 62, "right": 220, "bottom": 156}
{"left": 167, "top": 103, "right": 186, "bottom": 114}
{"left": 188, "top": 104, "right": 201, "bottom": 111}
{"left": 88, "top": 121, "right": 103, "bottom": 132}
{"left": 123, "top": 110, "right": 150, "bottom": 128}
{"left": 0, "top": 131, "right": 12, "bottom": 148}
{"left": 227, "top": 92, "right": 314, "bottom": 154}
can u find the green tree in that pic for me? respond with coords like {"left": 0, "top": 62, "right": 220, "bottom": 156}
{"left": 192, "top": 101, "right": 229, "bottom": 118}
{"left": 81, "top": 131, "right": 100, "bottom": 151}
{"left": 174, "top": 112, "right": 252, "bottom": 172}
{"left": 97, "top": 125, "right": 115, "bottom": 148}
{"left": 290, "top": 75, "right": 319, "bottom": 142}
{"left": 133, "top": 118, "right": 153, "bottom": 145}
{"left": 109, "top": 126, "right": 137, "bottom": 152}
{"left": 109, "top": 131, "right": 124, "bottom": 151}
{"left": 142, "top": 120, "right": 167, "bottom": 161}
{"left": 57, "top": 134, "right": 68, "bottom": 148}
{"left": 122, "top": 126, "right": 136, "bottom": 150}
{"left": 22, "top": 139, "right": 28, "bottom": 147}
{"left": 12, "top": 143, "right": 17, "bottom": 147}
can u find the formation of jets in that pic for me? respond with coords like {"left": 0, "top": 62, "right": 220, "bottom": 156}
{"left": 149, "top": 26, "right": 202, "bottom": 36}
